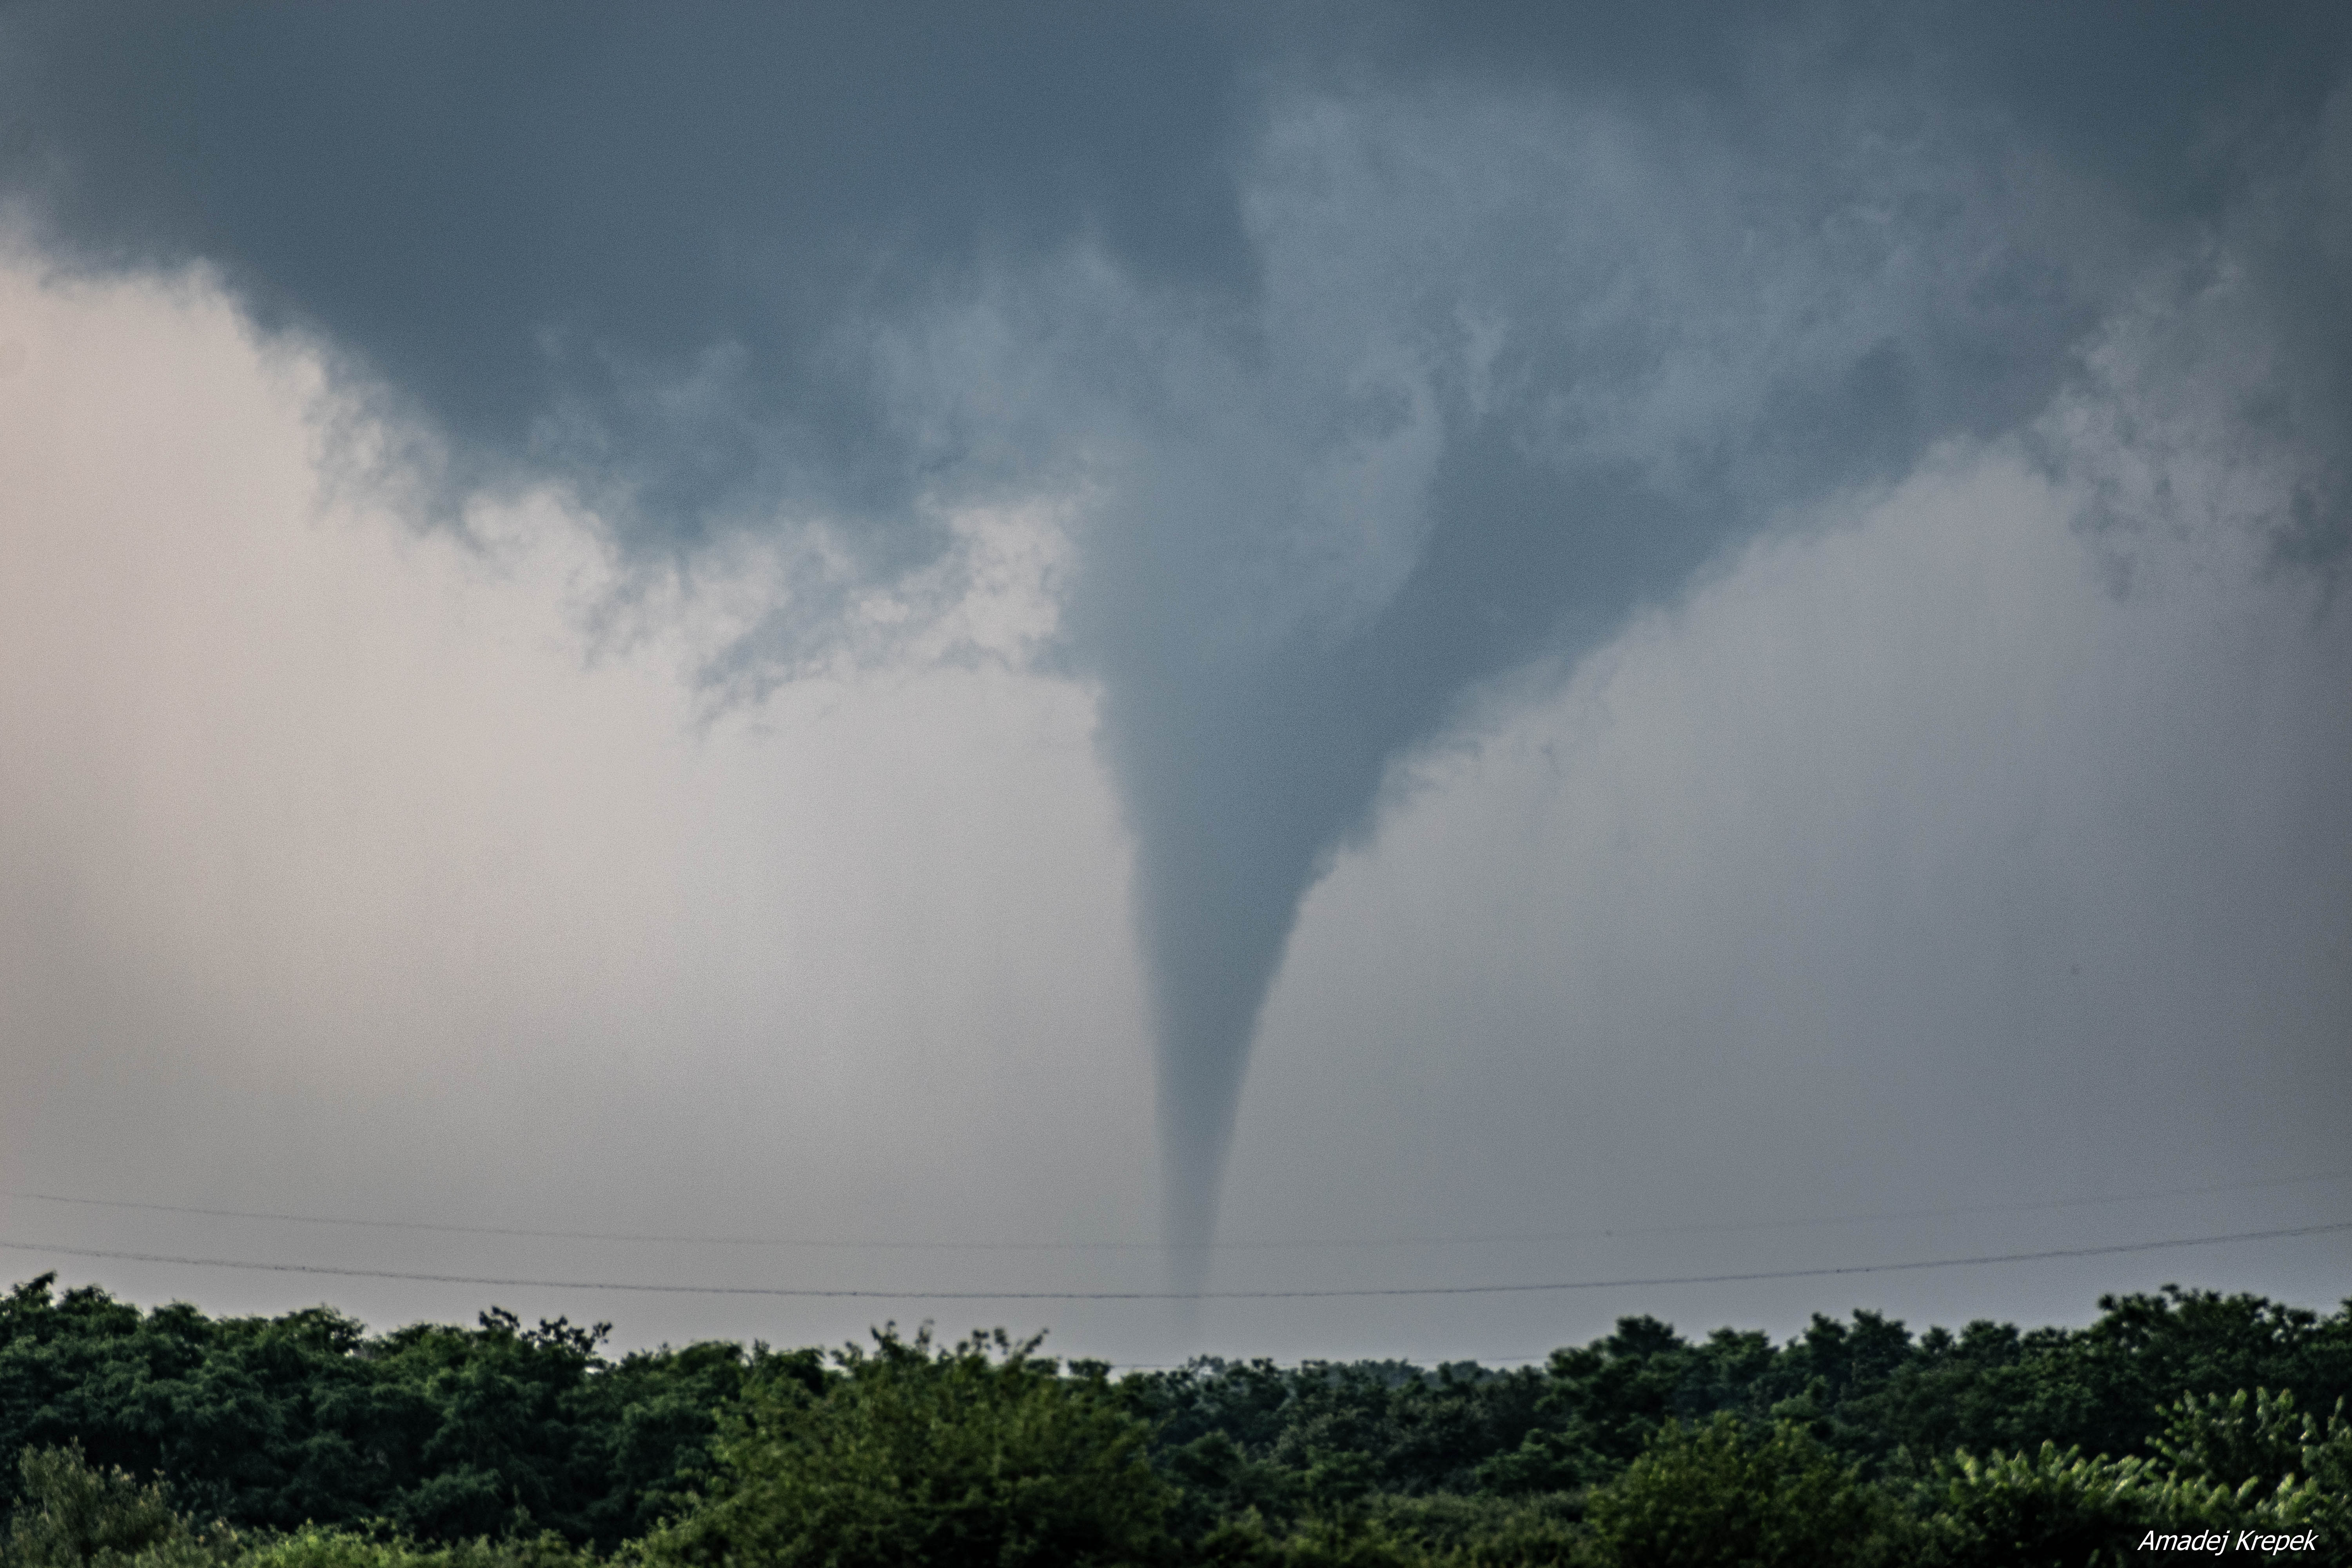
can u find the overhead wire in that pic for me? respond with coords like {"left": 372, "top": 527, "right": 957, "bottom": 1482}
{"left": 5, "top": 1165, "right": 2348, "bottom": 1253}
{"left": 4, "top": 1217, "right": 2347, "bottom": 1301}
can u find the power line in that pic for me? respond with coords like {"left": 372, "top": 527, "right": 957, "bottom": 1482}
{"left": 7, "top": 1166, "right": 2348, "bottom": 1254}
{"left": 4, "top": 1218, "right": 2347, "bottom": 1301}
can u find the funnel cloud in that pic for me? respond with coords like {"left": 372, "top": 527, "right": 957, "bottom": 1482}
{"left": 5, "top": 2, "right": 2348, "bottom": 1271}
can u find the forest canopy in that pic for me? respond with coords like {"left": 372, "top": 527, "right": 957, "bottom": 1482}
{"left": 2, "top": 1274, "right": 2347, "bottom": 1566}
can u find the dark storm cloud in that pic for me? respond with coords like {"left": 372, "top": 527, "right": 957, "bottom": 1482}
{"left": 6, "top": 2, "right": 2347, "bottom": 1263}
{"left": 0, "top": 0, "right": 1253, "bottom": 546}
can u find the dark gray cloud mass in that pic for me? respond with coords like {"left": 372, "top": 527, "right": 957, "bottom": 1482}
{"left": 5, "top": 2, "right": 2347, "bottom": 1270}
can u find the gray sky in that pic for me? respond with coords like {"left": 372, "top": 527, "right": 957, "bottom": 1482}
{"left": 0, "top": 2, "right": 2347, "bottom": 1365}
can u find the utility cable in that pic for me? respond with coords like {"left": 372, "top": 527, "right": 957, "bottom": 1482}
{"left": 3, "top": 1218, "right": 2347, "bottom": 1301}
{"left": 5, "top": 1166, "right": 2347, "bottom": 1254}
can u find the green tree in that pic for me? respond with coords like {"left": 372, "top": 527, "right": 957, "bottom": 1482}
{"left": 1, "top": 1445, "right": 227, "bottom": 1568}
{"left": 1903, "top": 1443, "right": 2247, "bottom": 1568}
{"left": 1575, "top": 1416, "right": 1892, "bottom": 1568}
{"left": 2151, "top": 1388, "right": 2352, "bottom": 1549}
{"left": 0, "top": 1277, "right": 754, "bottom": 1549}
{"left": 641, "top": 1327, "right": 1169, "bottom": 1568}
{"left": 231, "top": 1524, "right": 591, "bottom": 1568}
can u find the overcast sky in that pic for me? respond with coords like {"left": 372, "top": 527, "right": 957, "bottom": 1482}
{"left": 1, "top": 2, "right": 2348, "bottom": 1367}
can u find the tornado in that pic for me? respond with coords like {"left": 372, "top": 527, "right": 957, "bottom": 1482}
{"left": 7, "top": 1, "right": 2346, "bottom": 1280}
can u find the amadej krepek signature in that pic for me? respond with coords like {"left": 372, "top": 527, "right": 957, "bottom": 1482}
{"left": 2141, "top": 1529, "right": 2324, "bottom": 1557}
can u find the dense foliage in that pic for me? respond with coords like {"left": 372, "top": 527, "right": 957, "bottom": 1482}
{"left": 0, "top": 1276, "right": 769, "bottom": 1547}
{"left": 4, "top": 1274, "right": 2348, "bottom": 1566}
{"left": 638, "top": 1328, "right": 1165, "bottom": 1568}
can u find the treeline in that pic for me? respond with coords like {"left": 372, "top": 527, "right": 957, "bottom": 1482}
{"left": 2, "top": 1272, "right": 2348, "bottom": 1565}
